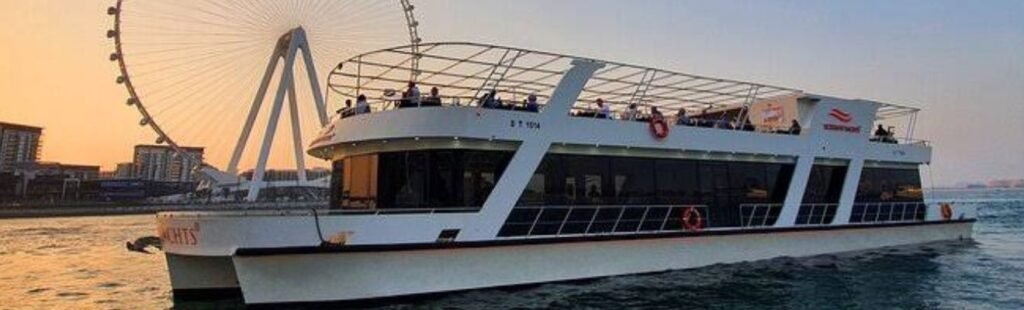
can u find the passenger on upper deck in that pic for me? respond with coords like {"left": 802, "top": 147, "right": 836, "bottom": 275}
{"left": 789, "top": 119, "right": 802, "bottom": 135}
{"left": 422, "top": 87, "right": 442, "bottom": 107}
{"left": 480, "top": 90, "right": 499, "bottom": 109}
{"left": 651, "top": 107, "right": 664, "bottom": 120}
{"left": 526, "top": 94, "right": 540, "bottom": 112}
{"left": 622, "top": 103, "right": 639, "bottom": 121}
{"left": 355, "top": 95, "right": 370, "bottom": 114}
{"left": 676, "top": 108, "right": 691, "bottom": 126}
{"left": 339, "top": 99, "right": 355, "bottom": 118}
{"left": 407, "top": 82, "right": 421, "bottom": 107}
{"left": 740, "top": 117, "right": 755, "bottom": 131}
{"left": 714, "top": 117, "right": 733, "bottom": 129}
{"left": 596, "top": 99, "right": 611, "bottom": 119}
{"left": 873, "top": 125, "right": 898, "bottom": 144}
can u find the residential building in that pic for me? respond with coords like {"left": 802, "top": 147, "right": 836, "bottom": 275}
{"left": 133, "top": 145, "right": 204, "bottom": 182}
{"left": 0, "top": 122, "right": 42, "bottom": 171}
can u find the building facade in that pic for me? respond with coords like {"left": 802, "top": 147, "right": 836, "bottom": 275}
{"left": 133, "top": 145, "right": 204, "bottom": 182}
{"left": 0, "top": 122, "right": 42, "bottom": 172}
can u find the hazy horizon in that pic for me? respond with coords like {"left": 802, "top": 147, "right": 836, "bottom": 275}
{"left": 1, "top": 0, "right": 1021, "bottom": 187}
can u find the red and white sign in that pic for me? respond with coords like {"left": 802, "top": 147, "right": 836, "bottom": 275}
{"left": 823, "top": 108, "right": 861, "bottom": 133}
{"left": 829, "top": 108, "right": 853, "bottom": 123}
{"left": 762, "top": 105, "right": 784, "bottom": 124}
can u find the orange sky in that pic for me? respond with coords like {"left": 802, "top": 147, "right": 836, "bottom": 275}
{"left": 2, "top": 0, "right": 1022, "bottom": 185}
{"left": 0, "top": 1, "right": 149, "bottom": 170}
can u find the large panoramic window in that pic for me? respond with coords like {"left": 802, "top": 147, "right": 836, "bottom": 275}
{"left": 500, "top": 154, "right": 796, "bottom": 236}
{"left": 855, "top": 167, "right": 924, "bottom": 203}
{"left": 850, "top": 166, "right": 926, "bottom": 223}
{"left": 803, "top": 165, "right": 848, "bottom": 204}
{"left": 330, "top": 150, "right": 512, "bottom": 210}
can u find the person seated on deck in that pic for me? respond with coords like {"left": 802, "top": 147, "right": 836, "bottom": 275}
{"left": 479, "top": 90, "right": 499, "bottom": 109}
{"left": 622, "top": 103, "right": 639, "bottom": 121}
{"left": 422, "top": 87, "right": 442, "bottom": 107}
{"left": 651, "top": 107, "right": 664, "bottom": 120}
{"left": 406, "top": 81, "right": 421, "bottom": 107}
{"left": 526, "top": 94, "right": 540, "bottom": 112}
{"left": 398, "top": 90, "right": 412, "bottom": 108}
{"left": 339, "top": 99, "right": 355, "bottom": 118}
{"left": 714, "top": 117, "right": 733, "bottom": 129}
{"left": 873, "top": 124, "right": 898, "bottom": 143}
{"left": 596, "top": 99, "right": 611, "bottom": 119}
{"left": 675, "top": 108, "right": 692, "bottom": 126}
{"left": 788, "top": 119, "right": 802, "bottom": 135}
{"left": 355, "top": 94, "right": 370, "bottom": 114}
{"left": 740, "top": 117, "right": 756, "bottom": 131}
{"left": 495, "top": 96, "right": 507, "bottom": 109}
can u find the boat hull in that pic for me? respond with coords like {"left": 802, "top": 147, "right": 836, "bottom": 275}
{"left": 220, "top": 220, "right": 972, "bottom": 305}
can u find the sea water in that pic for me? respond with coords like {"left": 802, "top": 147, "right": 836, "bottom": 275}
{"left": 1, "top": 189, "right": 1021, "bottom": 309}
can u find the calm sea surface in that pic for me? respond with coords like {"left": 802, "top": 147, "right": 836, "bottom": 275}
{"left": 1, "top": 189, "right": 1022, "bottom": 309}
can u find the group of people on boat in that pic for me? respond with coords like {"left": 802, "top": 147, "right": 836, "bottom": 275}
{"left": 578, "top": 98, "right": 803, "bottom": 135}
{"left": 339, "top": 83, "right": 545, "bottom": 117}
{"left": 336, "top": 83, "right": 809, "bottom": 137}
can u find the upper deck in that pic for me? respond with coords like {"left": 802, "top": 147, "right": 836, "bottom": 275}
{"left": 310, "top": 42, "right": 929, "bottom": 164}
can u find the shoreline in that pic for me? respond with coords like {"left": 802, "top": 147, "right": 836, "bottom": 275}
{"left": 0, "top": 202, "right": 327, "bottom": 219}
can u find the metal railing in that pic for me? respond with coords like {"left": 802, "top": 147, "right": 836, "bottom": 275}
{"left": 738, "top": 203, "right": 783, "bottom": 227}
{"left": 158, "top": 206, "right": 480, "bottom": 218}
{"left": 794, "top": 203, "right": 838, "bottom": 225}
{"left": 498, "top": 205, "right": 709, "bottom": 238}
{"left": 849, "top": 202, "right": 926, "bottom": 223}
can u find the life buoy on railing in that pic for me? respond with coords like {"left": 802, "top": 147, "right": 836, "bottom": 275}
{"left": 681, "top": 206, "right": 704, "bottom": 231}
{"left": 940, "top": 203, "right": 953, "bottom": 220}
{"left": 649, "top": 116, "right": 670, "bottom": 139}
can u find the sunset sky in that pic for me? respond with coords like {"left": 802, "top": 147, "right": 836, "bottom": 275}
{"left": 1, "top": 0, "right": 1021, "bottom": 186}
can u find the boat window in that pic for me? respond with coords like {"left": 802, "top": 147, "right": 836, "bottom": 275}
{"left": 340, "top": 154, "right": 378, "bottom": 209}
{"left": 855, "top": 167, "right": 924, "bottom": 203}
{"left": 803, "top": 165, "right": 848, "bottom": 204}
{"left": 611, "top": 157, "right": 656, "bottom": 205}
{"left": 330, "top": 149, "right": 512, "bottom": 210}
{"left": 654, "top": 160, "right": 700, "bottom": 205}
{"left": 505, "top": 154, "right": 796, "bottom": 235}
{"left": 565, "top": 155, "right": 610, "bottom": 205}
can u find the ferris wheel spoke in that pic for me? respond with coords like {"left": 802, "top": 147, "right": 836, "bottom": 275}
{"left": 138, "top": 48, "right": 264, "bottom": 103}
{"left": 110, "top": 0, "right": 421, "bottom": 176}
{"left": 139, "top": 0, "right": 270, "bottom": 33}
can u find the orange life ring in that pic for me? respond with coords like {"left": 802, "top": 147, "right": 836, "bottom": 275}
{"left": 649, "top": 117, "right": 670, "bottom": 139}
{"left": 681, "top": 206, "right": 704, "bottom": 231}
{"left": 940, "top": 203, "right": 953, "bottom": 220}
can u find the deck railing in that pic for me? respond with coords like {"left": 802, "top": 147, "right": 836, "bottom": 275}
{"left": 498, "top": 205, "right": 709, "bottom": 238}
{"left": 850, "top": 202, "right": 926, "bottom": 223}
{"left": 738, "top": 203, "right": 783, "bottom": 227}
{"left": 795, "top": 203, "right": 839, "bottom": 225}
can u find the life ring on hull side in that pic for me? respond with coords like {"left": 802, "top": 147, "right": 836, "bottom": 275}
{"left": 649, "top": 117, "right": 670, "bottom": 139}
{"left": 940, "top": 203, "right": 953, "bottom": 220}
{"left": 681, "top": 206, "right": 704, "bottom": 231}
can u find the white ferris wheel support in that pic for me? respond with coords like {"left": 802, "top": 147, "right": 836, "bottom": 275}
{"left": 108, "top": 1, "right": 422, "bottom": 202}
{"left": 227, "top": 28, "right": 328, "bottom": 202}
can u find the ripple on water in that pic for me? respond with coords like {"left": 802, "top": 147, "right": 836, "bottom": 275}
{"left": 55, "top": 291, "right": 89, "bottom": 299}
{"left": 97, "top": 282, "right": 124, "bottom": 289}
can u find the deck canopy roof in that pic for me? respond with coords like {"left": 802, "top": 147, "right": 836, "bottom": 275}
{"left": 327, "top": 42, "right": 918, "bottom": 118}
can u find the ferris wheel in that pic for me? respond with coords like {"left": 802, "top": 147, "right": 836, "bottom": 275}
{"left": 107, "top": 0, "right": 421, "bottom": 200}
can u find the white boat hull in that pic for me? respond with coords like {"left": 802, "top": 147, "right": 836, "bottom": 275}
{"left": 212, "top": 221, "right": 972, "bottom": 305}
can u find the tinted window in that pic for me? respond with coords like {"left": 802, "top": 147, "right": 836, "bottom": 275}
{"left": 611, "top": 157, "right": 656, "bottom": 204}
{"left": 564, "top": 155, "right": 609, "bottom": 205}
{"left": 334, "top": 150, "right": 512, "bottom": 210}
{"left": 654, "top": 160, "right": 700, "bottom": 205}
{"left": 855, "top": 167, "right": 924, "bottom": 203}
{"left": 803, "top": 165, "right": 848, "bottom": 204}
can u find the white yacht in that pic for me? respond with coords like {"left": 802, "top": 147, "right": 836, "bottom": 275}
{"left": 157, "top": 42, "right": 975, "bottom": 305}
